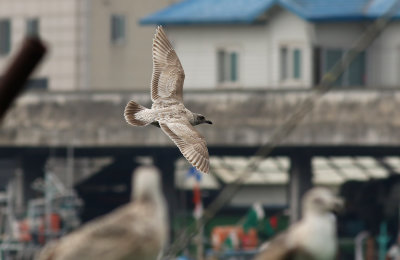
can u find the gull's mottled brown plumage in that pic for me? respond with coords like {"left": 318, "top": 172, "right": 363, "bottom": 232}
{"left": 36, "top": 166, "right": 168, "bottom": 260}
{"left": 151, "top": 26, "right": 185, "bottom": 103}
{"left": 124, "top": 26, "right": 212, "bottom": 174}
{"left": 160, "top": 121, "right": 209, "bottom": 174}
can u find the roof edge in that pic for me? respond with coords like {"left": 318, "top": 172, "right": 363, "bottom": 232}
{"left": 139, "top": 0, "right": 400, "bottom": 26}
{"left": 140, "top": 0, "right": 282, "bottom": 26}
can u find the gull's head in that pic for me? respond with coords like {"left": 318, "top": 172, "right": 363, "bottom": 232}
{"left": 194, "top": 113, "right": 212, "bottom": 125}
{"left": 302, "top": 187, "right": 343, "bottom": 216}
{"left": 132, "top": 166, "right": 162, "bottom": 202}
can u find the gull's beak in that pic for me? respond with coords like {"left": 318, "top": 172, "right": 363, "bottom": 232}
{"left": 205, "top": 120, "right": 213, "bottom": 124}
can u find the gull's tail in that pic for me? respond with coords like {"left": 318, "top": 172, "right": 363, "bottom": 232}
{"left": 124, "top": 101, "right": 151, "bottom": 126}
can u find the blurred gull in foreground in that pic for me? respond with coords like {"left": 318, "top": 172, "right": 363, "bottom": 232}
{"left": 124, "top": 26, "right": 212, "bottom": 174}
{"left": 255, "top": 188, "right": 343, "bottom": 260}
{"left": 37, "top": 166, "right": 168, "bottom": 260}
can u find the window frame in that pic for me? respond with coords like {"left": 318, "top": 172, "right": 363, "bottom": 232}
{"left": 110, "top": 14, "right": 126, "bottom": 45}
{"left": 279, "top": 43, "right": 304, "bottom": 86}
{"left": 26, "top": 18, "right": 39, "bottom": 37}
{"left": 320, "top": 48, "right": 367, "bottom": 87}
{"left": 0, "top": 19, "right": 11, "bottom": 56}
{"left": 216, "top": 46, "right": 241, "bottom": 88}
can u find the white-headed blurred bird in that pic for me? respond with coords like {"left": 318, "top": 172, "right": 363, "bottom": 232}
{"left": 255, "top": 187, "right": 343, "bottom": 260}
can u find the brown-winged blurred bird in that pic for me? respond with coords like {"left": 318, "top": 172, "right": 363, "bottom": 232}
{"left": 124, "top": 26, "right": 212, "bottom": 174}
{"left": 255, "top": 188, "right": 343, "bottom": 260}
{"left": 37, "top": 166, "right": 168, "bottom": 260}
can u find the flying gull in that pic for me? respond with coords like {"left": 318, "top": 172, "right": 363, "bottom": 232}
{"left": 36, "top": 166, "right": 168, "bottom": 260}
{"left": 124, "top": 26, "right": 212, "bottom": 174}
{"left": 255, "top": 188, "right": 343, "bottom": 260}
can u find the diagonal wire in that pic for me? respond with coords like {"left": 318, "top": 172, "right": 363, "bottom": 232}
{"left": 164, "top": 1, "right": 400, "bottom": 258}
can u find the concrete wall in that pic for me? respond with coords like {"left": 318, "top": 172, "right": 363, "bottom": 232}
{"left": 230, "top": 185, "right": 287, "bottom": 207}
{"left": 315, "top": 23, "right": 366, "bottom": 49}
{"left": 368, "top": 21, "right": 400, "bottom": 87}
{"left": 89, "top": 0, "right": 175, "bottom": 90}
{"left": 0, "top": 0, "right": 87, "bottom": 91}
{"left": 2, "top": 89, "right": 400, "bottom": 147}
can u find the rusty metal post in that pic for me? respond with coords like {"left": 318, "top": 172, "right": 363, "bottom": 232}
{"left": 0, "top": 37, "right": 47, "bottom": 121}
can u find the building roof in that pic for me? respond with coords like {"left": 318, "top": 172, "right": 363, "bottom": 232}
{"left": 140, "top": 0, "right": 400, "bottom": 25}
{"left": 176, "top": 156, "right": 400, "bottom": 188}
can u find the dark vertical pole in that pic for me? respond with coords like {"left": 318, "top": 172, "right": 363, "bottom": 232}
{"left": 153, "top": 149, "right": 179, "bottom": 241}
{"left": 288, "top": 153, "right": 313, "bottom": 223}
{"left": 21, "top": 155, "right": 48, "bottom": 210}
{"left": 313, "top": 46, "right": 321, "bottom": 86}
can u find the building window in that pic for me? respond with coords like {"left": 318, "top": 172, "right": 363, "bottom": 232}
{"left": 26, "top": 78, "right": 48, "bottom": 90}
{"left": 293, "top": 49, "right": 301, "bottom": 79}
{"left": 111, "top": 14, "right": 126, "bottom": 44}
{"left": 280, "top": 45, "right": 302, "bottom": 81}
{"left": 280, "top": 47, "right": 288, "bottom": 80}
{"left": 320, "top": 48, "right": 366, "bottom": 87}
{"left": 217, "top": 48, "right": 239, "bottom": 85}
{"left": 0, "top": 19, "right": 11, "bottom": 55}
{"left": 26, "top": 18, "right": 39, "bottom": 36}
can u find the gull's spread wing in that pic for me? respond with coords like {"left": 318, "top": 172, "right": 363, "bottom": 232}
{"left": 151, "top": 26, "right": 185, "bottom": 103}
{"left": 160, "top": 120, "right": 209, "bottom": 174}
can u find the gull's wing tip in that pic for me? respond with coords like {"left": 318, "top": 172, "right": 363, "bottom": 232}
{"left": 194, "top": 158, "right": 210, "bottom": 174}
{"left": 198, "top": 165, "right": 209, "bottom": 174}
{"left": 153, "top": 26, "right": 163, "bottom": 42}
{"left": 155, "top": 25, "right": 164, "bottom": 37}
{"left": 159, "top": 121, "right": 209, "bottom": 175}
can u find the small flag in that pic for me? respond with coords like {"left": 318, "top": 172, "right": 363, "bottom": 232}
{"left": 187, "top": 166, "right": 202, "bottom": 182}
{"left": 243, "top": 202, "right": 265, "bottom": 233}
{"left": 193, "top": 182, "right": 203, "bottom": 219}
{"left": 269, "top": 215, "right": 278, "bottom": 229}
{"left": 223, "top": 231, "right": 239, "bottom": 250}
{"left": 188, "top": 167, "right": 203, "bottom": 219}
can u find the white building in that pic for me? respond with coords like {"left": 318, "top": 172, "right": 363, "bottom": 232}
{"left": 0, "top": 0, "right": 175, "bottom": 91}
{"left": 89, "top": 0, "right": 178, "bottom": 90}
{"left": 141, "top": 0, "right": 400, "bottom": 89}
{"left": 0, "top": 0, "right": 88, "bottom": 90}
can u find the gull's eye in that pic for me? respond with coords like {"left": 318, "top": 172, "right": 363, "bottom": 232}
{"left": 199, "top": 115, "right": 205, "bottom": 120}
